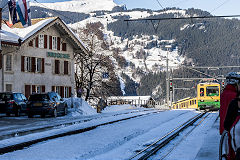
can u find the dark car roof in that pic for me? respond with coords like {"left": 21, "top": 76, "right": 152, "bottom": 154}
{"left": 30, "top": 92, "right": 57, "bottom": 95}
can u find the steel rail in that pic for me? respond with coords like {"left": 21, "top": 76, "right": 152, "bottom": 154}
{"left": 129, "top": 112, "right": 206, "bottom": 160}
{"left": 158, "top": 112, "right": 211, "bottom": 160}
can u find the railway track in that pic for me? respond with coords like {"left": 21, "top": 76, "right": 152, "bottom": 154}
{"left": 129, "top": 112, "right": 209, "bottom": 160}
{"left": 0, "top": 109, "right": 158, "bottom": 141}
{"left": 0, "top": 110, "right": 163, "bottom": 155}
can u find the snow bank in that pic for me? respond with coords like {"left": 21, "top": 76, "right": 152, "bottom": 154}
{"left": 64, "top": 97, "right": 97, "bottom": 116}
{"left": 102, "top": 104, "right": 137, "bottom": 113}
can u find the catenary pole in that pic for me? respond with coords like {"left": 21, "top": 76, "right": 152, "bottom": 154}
{"left": 0, "top": 8, "right": 3, "bottom": 92}
{"left": 166, "top": 50, "right": 169, "bottom": 108}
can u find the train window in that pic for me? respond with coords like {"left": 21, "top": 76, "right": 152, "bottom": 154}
{"left": 200, "top": 88, "right": 204, "bottom": 97}
{"left": 206, "top": 86, "right": 219, "bottom": 96}
{"left": 195, "top": 100, "right": 196, "bottom": 104}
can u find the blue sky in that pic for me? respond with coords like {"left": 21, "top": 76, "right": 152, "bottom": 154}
{"left": 1, "top": 0, "right": 238, "bottom": 16}
{"left": 114, "top": 0, "right": 239, "bottom": 16}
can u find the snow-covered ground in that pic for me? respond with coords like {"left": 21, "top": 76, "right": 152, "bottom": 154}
{"left": 0, "top": 102, "right": 220, "bottom": 160}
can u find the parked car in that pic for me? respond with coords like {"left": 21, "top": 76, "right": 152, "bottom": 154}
{"left": 27, "top": 92, "right": 68, "bottom": 118}
{"left": 0, "top": 92, "right": 28, "bottom": 116}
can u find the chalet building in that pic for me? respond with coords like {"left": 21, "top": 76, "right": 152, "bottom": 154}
{"left": 0, "top": 17, "right": 88, "bottom": 98}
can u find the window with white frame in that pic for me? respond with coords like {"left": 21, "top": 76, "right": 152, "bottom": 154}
{"left": 5, "top": 55, "right": 12, "bottom": 71}
{"left": 39, "top": 34, "right": 44, "bottom": 48}
{"left": 64, "top": 87, "right": 70, "bottom": 98}
{"left": 25, "top": 57, "right": 32, "bottom": 72}
{"left": 36, "top": 58, "right": 42, "bottom": 72}
{"left": 52, "top": 36, "right": 57, "bottom": 50}
{"left": 36, "top": 86, "right": 41, "bottom": 93}
{"left": 56, "top": 86, "right": 61, "bottom": 95}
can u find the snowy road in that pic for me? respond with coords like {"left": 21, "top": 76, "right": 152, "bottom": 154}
{"left": 0, "top": 109, "right": 221, "bottom": 160}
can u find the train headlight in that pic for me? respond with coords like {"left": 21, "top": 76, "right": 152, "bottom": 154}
{"left": 200, "top": 100, "right": 204, "bottom": 102}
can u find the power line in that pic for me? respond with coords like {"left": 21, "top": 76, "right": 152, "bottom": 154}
{"left": 124, "top": 14, "right": 240, "bottom": 22}
{"left": 209, "top": 0, "right": 232, "bottom": 14}
{"left": 155, "top": 0, "right": 164, "bottom": 9}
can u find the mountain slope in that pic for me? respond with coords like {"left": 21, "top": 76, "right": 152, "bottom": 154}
{"left": 31, "top": 0, "right": 117, "bottom": 13}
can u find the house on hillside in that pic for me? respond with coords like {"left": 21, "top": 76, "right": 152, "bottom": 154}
{"left": 0, "top": 17, "right": 88, "bottom": 98}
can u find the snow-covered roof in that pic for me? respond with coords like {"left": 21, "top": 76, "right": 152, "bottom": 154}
{"left": 1, "top": 18, "right": 55, "bottom": 44}
{"left": 1, "top": 17, "right": 87, "bottom": 52}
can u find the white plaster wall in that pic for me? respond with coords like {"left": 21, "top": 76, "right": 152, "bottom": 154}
{"left": 2, "top": 25, "right": 76, "bottom": 96}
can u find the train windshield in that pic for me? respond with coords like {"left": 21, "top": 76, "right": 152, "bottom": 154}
{"left": 206, "top": 86, "right": 219, "bottom": 96}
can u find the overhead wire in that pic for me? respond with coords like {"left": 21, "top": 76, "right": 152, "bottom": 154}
{"left": 155, "top": 0, "right": 164, "bottom": 9}
{"left": 124, "top": 14, "right": 240, "bottom": 22}
{"left": 209, "top": 0, "right": 232, "bottom": 14}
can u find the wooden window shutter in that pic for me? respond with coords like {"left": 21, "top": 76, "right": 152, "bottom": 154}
{"left": 55, "top": 60, "right": 59, "bottom": 74}
{"left": 41, "top": 85, "right": 45, "bottom": 93}
{"left": 31, "top": 57, "right": 35, "bottom": 72}
{"left": 57, "top": 37, "right": 60, "bottom": 50}
{"left": 44, "top": 35, "right": 48, "bottom": 49}
{"left": 25, "top": 85, "right": 31, "bottom": 99}
{"left": 60, "top": 86, "right": 64, "bottom": 98}
{"left": 49, "top": 36, "right": 52, "bottom": 49}
{"left": 32, "top": 85, "right": 36, "bottom": 93}
{"left": 62, "top": 43, "right": 67, "bottom": 51}
{"left": 21, "top": 56, "right": 25, "bottom": 72}
{"left": 35, "top": 36, "right": 39, "bottom": 48}
{"left": 41, "top": 58, "right": 45, "bottom": 73}
{"left": 52, "top": 86, "right": 55, "bottom": 92}
{"left": 64, "top": 61, "right": 68, "bottom": 75}
{"left": 29, "top": 40, "right": 33, "bottom": 47}
{"left": 68, "top": 87, "right": 71, "bottom": 98}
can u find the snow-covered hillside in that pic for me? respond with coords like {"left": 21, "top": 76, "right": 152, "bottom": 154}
{"left": 31, "top": 0, "right": 117, "bottom": 13}
{"left": 68, "top": 8, "right": 187, "bottom": 83}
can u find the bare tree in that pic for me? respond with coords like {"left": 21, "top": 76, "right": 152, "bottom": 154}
{"left": 74, "top": 22, "right": 122, "bottom": 102}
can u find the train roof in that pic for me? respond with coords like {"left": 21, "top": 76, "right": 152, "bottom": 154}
{"left": 197, "top": 82, "right": 220, "bottom": 85}
{"left": 174, "top": 97, "right": 197, "bottom": 103}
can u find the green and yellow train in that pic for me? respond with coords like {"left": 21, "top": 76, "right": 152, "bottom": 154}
{"left": 173, "top": 82, "right": 220, "bottom": 110}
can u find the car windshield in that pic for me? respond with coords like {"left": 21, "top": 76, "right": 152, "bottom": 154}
{"left": 0, "top": 93, "right": 12, "bottom": 100}
{"left": 206, "top": 86, "right": 219, "bottom": 96}
{"left": 29, "top": 94, "right": 50, "bottom": 101}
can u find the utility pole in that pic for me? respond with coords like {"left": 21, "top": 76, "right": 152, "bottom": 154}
{"left": 169, "top": 69, "right": 173, "bottom": 107}
{"left": 166, "top": 50, "right": 169, "bottom": 108}
{"left": 0, "top": 8, "right": 3, "bottom": 92}
{"left": 173, "top": 86, "right": 174, "bottom": 102}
